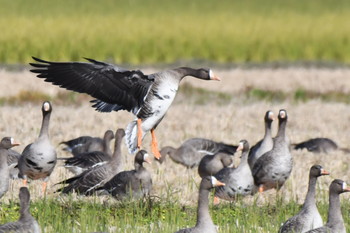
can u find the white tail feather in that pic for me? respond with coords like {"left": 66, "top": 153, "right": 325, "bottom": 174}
{"left": 125, "top": 120, "right": 141, "bottom": 154}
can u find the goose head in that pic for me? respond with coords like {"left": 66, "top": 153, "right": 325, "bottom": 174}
{"left": 310, "top": 165, "right": 330, "bottom": 178}
{"left": 330, "top": 179, "right": 350, "bottom": 194}
{"left": 42, "top": 101, "right": 52, "bottom": 114}
{"left": 265, "top": 110, "right": 274, "bottom": 123}
{"left": 0, "top": 137, "right": 20, "bottom": 149}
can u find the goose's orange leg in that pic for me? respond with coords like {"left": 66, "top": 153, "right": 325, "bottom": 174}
{"left": 151, "top": 129, "right": 161, "bottom": 159}
{"left": 213, "top": 196, "right": 220, "bottom": 205}
{"left": 137, "top": 119, "right": 142, "bottom": 149}
{"left": 258, "top": 184, "right": 265, "bottom": 193}
{"left": 23, "top": 179, "right": 28, "bottom": 186}
{"left": 42, "top": 181, "right": 48, "bottom": 194}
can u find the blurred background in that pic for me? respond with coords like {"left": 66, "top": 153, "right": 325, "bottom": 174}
{"left": 1, "top": 0, "right": 350, "bottom": 66}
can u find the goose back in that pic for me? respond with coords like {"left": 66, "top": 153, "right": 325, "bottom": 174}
{"left": 198, "top": 152, "right": 234, "bottom": 178}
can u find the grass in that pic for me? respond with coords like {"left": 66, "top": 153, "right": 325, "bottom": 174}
{"left": 1, "top": 193, "right": 350, "bottom": 232}
{"left": 1, "top": 0, "right": 350, "bottom": 64}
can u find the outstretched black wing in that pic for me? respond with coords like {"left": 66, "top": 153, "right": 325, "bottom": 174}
{"left": 30, "top": 57, "right": 154, "bottom": 114}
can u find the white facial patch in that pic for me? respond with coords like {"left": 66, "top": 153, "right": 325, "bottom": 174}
{"left": 143, "top": 153, "right": 149, "bottom": 161}
{"left": 209, "top": 69, "right": 214, "bottom": 79}
{"left": 268, "top": 112, "right": 274, "bottom": 120}
{"left": 280, "top": 110, "right": 286, "bottom": 118}
{"left": 211, "top": 176, "right": 218, "bottom": 186}
{"left": 343, "top": 182, "right": 347, "bottom": 190}
{"left": 10, "top": 137, "right": 14, "bottom": 144}
{"left": 43, "top": 102, "right": 50, "bottom": 111}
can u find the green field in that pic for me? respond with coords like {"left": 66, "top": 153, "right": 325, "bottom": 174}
{"left": 1, "top": 0, "right": 350, "bottom": 64}
{"left": 1, "top": 193, "right": 349, "bottom": 233}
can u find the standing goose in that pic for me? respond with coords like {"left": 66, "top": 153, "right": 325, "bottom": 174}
{"left": 279, "top": 165, "right": 330, "bottom": 233}
{"left": 252, "top": 109, "right": 292, "bottom": 192}
{"left": 0, "top": 187, "right": 41, "bottom": 233}
{"left": 18, "top": 101, "right": 57, "bottom": 193}
{"left": 198, "top": 152, "right": 235, "bottom": 178}
{"left": 215, "top": 140, "right": 256, "bottom": 201}
{"left": 248, "top": 110, "right": 274, "bottom": 169}
{"left": 0, "top": 137, "right": 20, "bottom": 199}
{"left": 97, "top": 150, "right": 152, "bottom": 199}
{"left": 59, "top": 131, "right": 115, "bottom": 175}
{"left": 30, "top": 57, "right": 220, "bottom": 158}
{"left": 157, "top": 138, "right": 237, "bottom": 168}
{"left": 60, "top": 130, "right": 115, "bottom": 157}
{"left": 305, "top": 179, "right": 350, "bottom": 233}
{"left": 56, "top": 129, "right": 125, "bottom": 195}
{"left": 175, "top": 176, "right": 225, "bottom": 233}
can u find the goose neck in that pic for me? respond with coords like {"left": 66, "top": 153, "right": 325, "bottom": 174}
{"left": 302, "top": 175, "right": 317, "bottom": 209}
{"left": 195, "top": 188, "right": 213, "bottom": 227}
{"left": 39, "top": 111, "right": 51, "bottom": 138}
{"left": 327, "top": 192, "right": 344, "bottom": 227}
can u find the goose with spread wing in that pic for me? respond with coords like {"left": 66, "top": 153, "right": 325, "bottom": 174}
{"left": 30, "top": 57, "right": 220, "bottom": 158}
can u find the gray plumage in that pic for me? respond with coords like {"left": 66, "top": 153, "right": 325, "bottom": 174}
{"left": 248, "top": 110, "right": 274, "bottom": 169}
{"left": 60, "top": 130, "right": 115, "bottom": 157}
{"left": 279, "top": 165, "right": 330, "bottom": 233}
{"left": 29, "top": 57, "right": 220, "bottom": 155}
{"left": 18, "top": 101, "right": 57, "bottom": 182}
{"left": 293, "top": 137, "right": 350, "bottom": 154}
{"left": 7, "top": 149, "right": 21, "bottom": 179}
{"left": 0, "top": 187, "right": 41, "bottom": 233}
{"left": 198, "top": 152, "right": 235, "bottom": 178}
{"left": 215, "top": 140, "right": 256, "bottom": 200}
{"left": 175, "top": 176, "right": 225, "bottom": 233}
{"left": 305, "top": 179, "right": 350, "bottom": 233}
{"left": 97, "top": 150, "right": 152, "bottom": 199}
{"left": 157, "top": 138, "right": 237, "bottom": 168}
{"left": 0, "top": 137, "right": 20, "bottom": 199}
{"left": 56, "top": 129, "right": 125, "bottom": 195}
{"left": 252, "top": 109, "right": 292, "bottom": 192}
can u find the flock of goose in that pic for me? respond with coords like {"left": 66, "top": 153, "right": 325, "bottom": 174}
{"left": 0, "top": 57, "right": 349, "bottom": 233}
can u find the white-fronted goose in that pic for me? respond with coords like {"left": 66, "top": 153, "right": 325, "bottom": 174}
{"left": 56, "top": 129, "right": 125, "bottom": 195}
{"left": 293, "top": 137, "right": 350, "bottom": 154}
{"left": 97, "top": 150, "right": 152, "bottom": 199}
{"left": 305, "top": 179, "right": 350, "bottom": 233}
{"left": 60, "top": 130, "right": 115, "bottom": 157}
{"left": 59, "top": 131, "right": 115, "bottom": 175}
{"left": 198, "top": 152, "right": 235, "bottom": 178}
{"left": 175, "top": 176, "right": 225, "bottom": 233}
{"left": 18, "top": 101, "right": 57, "bottom": 193}
{"left": 252, "top": 109, "right": 292, "bottom": 192}
{"left": 215, "top": 140, "right": 256, "bottom": 201}
{"left": 0, "top": 187, "right": 41, "bottom": 233}
{"left": 279, "top": 165, "right": 330, "bottom": 233}
{"left": 30, "top": 57, "right": 220, "bottom": 158}
{"left": 157, "top": 138, "right": 237, "bottom": 168}
{"left": 0, "top": 137, "right": 20, "bottom": 198}
{"left": 248, "top": 110, "right": 274, "bottom": 169}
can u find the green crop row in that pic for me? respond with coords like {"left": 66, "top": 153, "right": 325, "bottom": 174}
{"left": 1, "top": 0, "right": 350, "bottom": 64}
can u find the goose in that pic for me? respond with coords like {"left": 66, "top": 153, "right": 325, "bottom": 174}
{"left": 18, "top": 101, "right": 57, "bottom": 193}
{"left": 293, "top": 138, "right": 350, "bottom": 154}
{"left": 248, "top": 110, "right": 274, "bottom": 169}
{"left": 279, "top": 165, "right": 330, "bottom": 233}
{"left": 215, "top": 140, "right": 256, "bottom": 202}
{"left": 56, "top": 128, "right": 125, "bottom": 195}
{"left": 97, "top": 150, "right": 152, "bottom": 199}
{"left": 60, "top": 130, "right": 115, "bottom": 157}
{"left": 58, "top": 131, "right": 115, "bottom": 175}
{"left": 0, "top": 187, "right": 41, "bottom": 233}
{"left": 30, "top": 57, "right": 220, "bottom": 158}
{"left": 252, "top": 109, "right": 292, "bottom": 192}
{"left": 157, "top": 138, "right": 237, "bottom": 168}
{"left": 198, "top": 152, "right": 235, "bottom": 178}
{"left": 175, "top": 176, "right": 225, "bottom": 233}
{"left": 0, "top": 137, "right": 20, "bottom": 199}
{"left": 305, "top": 179, "right": 350, "bottom": 233}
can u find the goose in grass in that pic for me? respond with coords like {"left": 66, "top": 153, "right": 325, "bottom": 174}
{"left": 58, "top": 131, "right": 115, "bottom": 175}
{"left": 0, "top": 187, "right": 41, "bottom": 233}
{"left": 305, "top": 179, "right": 350, "bottom": 233}
{"left": 248, "top": 110, "right": 274, "bottom": 169}
{"left": 56, "top": 129, "right": 125, "bottom": 195}
{"left": 175, "top": 176, "right": 225, "bottom": 233}
{"left": 279, "top": 165, "right": 330, "bottom": 233}
{"left": 60, "top": 130, "right": 115, "bottom": 157}
{"left": 0, "top": 137, "right": 20, "bottom": 199}
{"left": 18, "top": 101, "right": 57, "bottom": 193}
{"left": 157, "top": 138, "right": 237, "bottom": 168}
{"left": 198, "top": 152, "right": 235, "bottom": 178}
{"left": 252, "top": 109, "right": 292, "bottom": 192}
{"left": 97, "top": 150, "right": 152, "bottom": 200}
{"left": 293, "top": 137, "right": 350, "bottom": 154}
{"left": 30, "top": 57, "right": 220, "bottom": 158}
{"left": 214, "top": 140, "right": 256, "bottom": 202}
